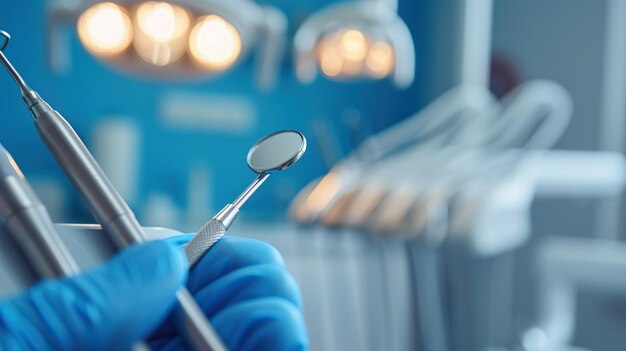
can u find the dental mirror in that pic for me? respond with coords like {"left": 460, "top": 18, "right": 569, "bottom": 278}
{"left": 233, "top": 130, "right": 306, "bottom": 213}
{"left": 184, "top": 130, "right": 306, "bottom": 267}
{"left": 248, "top": 130, "right": 307, "bottom": 173}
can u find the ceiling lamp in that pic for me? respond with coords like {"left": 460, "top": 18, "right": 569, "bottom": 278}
{"left": 48, "top": 0, "right": 288, "bottom": 89}
{"left": 294, "top": 0, "right": 415, "bottom": 88}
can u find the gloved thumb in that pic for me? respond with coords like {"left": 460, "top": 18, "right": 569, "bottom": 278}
{"left": 0, "top": 240, "right": 188, "bottom": 351}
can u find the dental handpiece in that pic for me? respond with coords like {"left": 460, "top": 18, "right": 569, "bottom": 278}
{"left": 0, "top": 31, "right": 226, "bottom": 351}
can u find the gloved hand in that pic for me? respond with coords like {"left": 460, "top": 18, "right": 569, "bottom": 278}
{"left": 151, "top": 234, "right": 308, "bottom": 351}
{"left": 0, "top": 236, "right": 308, "bottom": 351}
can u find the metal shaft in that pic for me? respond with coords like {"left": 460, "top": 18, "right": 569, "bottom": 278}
{"left": 214, "top": 173, "right": 270, "bottom": 231}
{"left": 29, "top": 100, "right": 226, "bottom": 351}
{"left": 31, "top": 101, "right": 145, "bottom": 247}
{"left": 0, "top": 49, "right": 28, "bottom": 94}
{"left": 233, "top": 173, "right": 270, "bottom": 209}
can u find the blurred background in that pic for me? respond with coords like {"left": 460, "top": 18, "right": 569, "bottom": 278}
{"left": 2, "top": 0, "right": 626, "bottom": 350}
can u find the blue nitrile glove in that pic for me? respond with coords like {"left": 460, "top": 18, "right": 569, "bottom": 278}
{"left": 0, "top": 240, "right": 186, "bottom": 350}
{"left": 0, "top": 236, "right": 307, "bottom": 351}
{"left": 150, "top": 235, "right": 308, "bottom": 351}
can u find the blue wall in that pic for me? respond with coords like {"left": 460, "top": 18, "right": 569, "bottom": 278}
{"left": 0, "top": 0, "right": 432, "bottom": 223}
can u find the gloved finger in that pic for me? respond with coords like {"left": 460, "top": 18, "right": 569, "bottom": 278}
{"left": 214, "top": 298, "right": 308, "bottom": 351}
{"left": 194, "top": 264, "right": 302, "bottom": 315}
{"left": 164, "top": 233, "right": 195, "bottom": 247}
{"left": 0, "top": 240, "right": 187, "bottom": 351}
{"left": 152, "top": 263, "right": 301, "bottom": 338}
{"left": 163, "top": 235, "right": 285, "bottom": 294}
{"left": 151, "top": 297, "right": 308, "bottom": 351}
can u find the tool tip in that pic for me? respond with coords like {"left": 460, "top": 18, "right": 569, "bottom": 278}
{"left": 0, "top": 30, "right": 10, "bottom": 51}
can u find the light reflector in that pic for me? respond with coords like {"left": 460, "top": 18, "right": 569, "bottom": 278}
{"left": 317, "top": 28, "right": 394, "bottom": 79}
{"left": 189, "top": 15, "right": 242, "bottom": 71}
{"left": 366, "top": 42, "right": 394, "bottom": 78}
{"left": 77, "top": 2, "right": 133, "bottom": 57}
{"left": 133, "top": 1, "right": 190, "bottom": 66}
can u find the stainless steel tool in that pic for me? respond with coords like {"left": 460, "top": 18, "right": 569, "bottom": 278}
{"left": 0, "top": 30, "right": 225, "bottom": 351}
{"left": 184, "top": 130, "right": 306, "bottom": 267}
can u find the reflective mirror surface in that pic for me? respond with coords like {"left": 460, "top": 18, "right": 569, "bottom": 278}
{"left": 248, "top": 131, "right": 306, "bottom": 173}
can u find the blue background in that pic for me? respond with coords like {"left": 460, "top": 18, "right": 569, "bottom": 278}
{"left": 0, "top": 0, "right": 431, "bottom": 223}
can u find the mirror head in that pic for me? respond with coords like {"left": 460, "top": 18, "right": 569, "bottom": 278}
{"left": 248, "top": 130, "right": 306, "bottom": 174}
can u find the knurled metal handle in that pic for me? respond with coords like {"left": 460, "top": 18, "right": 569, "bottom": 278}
{"left": 184, "top": 219, "right": 226, "bottom": 268}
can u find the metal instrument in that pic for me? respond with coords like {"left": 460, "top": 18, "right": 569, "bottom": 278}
{"left": 0, "top": 30, "right": 225, "bottom": 351}
{"left": 184, "top": 130, "right": 306, "bottom": 267}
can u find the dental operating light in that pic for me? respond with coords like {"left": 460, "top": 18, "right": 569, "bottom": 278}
{"left": 294, "top": 0, "right": 415, "bottom": 88}
{"left": 48, "top": 0, "right": 287, "bottom": 89}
